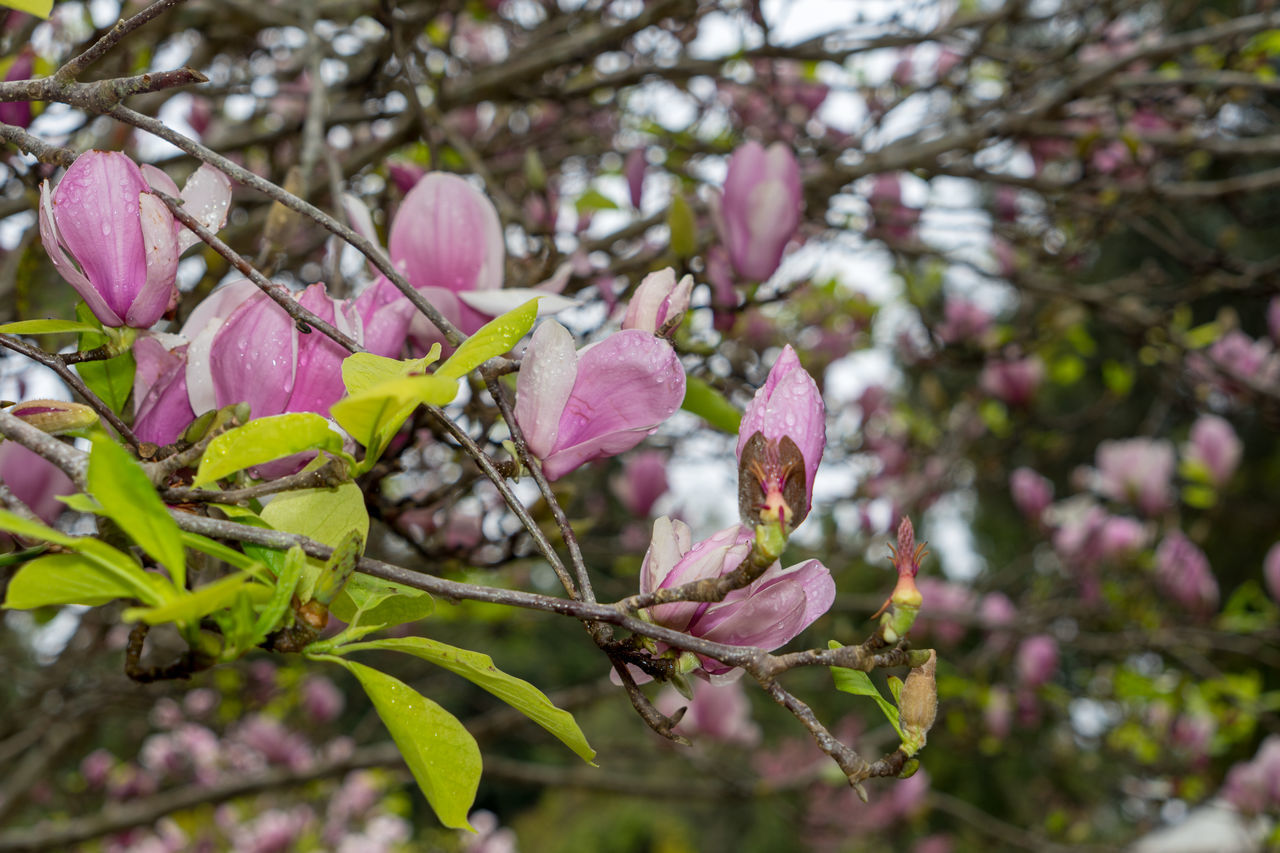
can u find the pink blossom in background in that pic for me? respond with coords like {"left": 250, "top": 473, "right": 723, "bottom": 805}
{"left": 912, "top": 578, "right": 976, "bottom": 646}
{"left": 1269, "top": 297, "right": 1280, "bottom": 344}
{"left": 867, "top": 173, "right": 922, "bottom": 244}
{"left": 0, "top": 440, "right": 76, "bottom": 524}
{"left": 979, "top": 354, "right": 1044, "bottom": 407}
{"left": 656, "top": 679, "right": 761, "bottom": 745}
{"left": 1182, "top": 413, "right": 1242, "bottom": 487}
{"left": 1009, "top": 467, "right": 1053, "bottom": 522}
{"left": 1265, "top": 542, "right": 1280, "bottom": 604}
{"left": 936, "top": 297, "right": 992, "bottom": 345}
{"left": 1051, "top": 504, "right": 1148, "bottom": 565}
{"left": 610, "top": 450, "right": 669, "bottom": 517}
{"left": 300, "top": 676, "right": 344, "bottom": 725}
{"left": 514, "top": 320, "right": 685, "bottom": 480}
{"left": 624, "top": 147, "right": 646, "bottom": 209}
{"left": 1155, "top": 532, "right": 1219, "bottom": 616}
{"left": 0, "top": 48, "right": 34, "bottom": 128}
{"left": 640, "top": 516, "right": 835, "bottom": 677}
{"left": 984, "top": 686, "right": 1013, "bottom": 739}
{"left": 1016, "top": 635, "right": 1059, "bottom": 688}
{"left": 715, "top": 140, "right": 803, "bottom": 282}
{"left": 38, "top": 151, "right": 231, "bottom": 328}
{"left": 1220, "top": 736, "right": 1280, "bottom": 815}
{"left": 1095, "top": 437, "right": 1175, "bottom": 516}
{"left": 386, "top": 160, "right": 426, "bottom": 195}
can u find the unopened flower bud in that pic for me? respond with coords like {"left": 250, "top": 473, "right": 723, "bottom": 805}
{"left": 7, "top": 399, "right": 99, "bottom": 434}
{"left": 310, "top": 531, "right": 363, "bottom": 607}
{"left": 899, "top": 649, "right": 937, "bottom": 757}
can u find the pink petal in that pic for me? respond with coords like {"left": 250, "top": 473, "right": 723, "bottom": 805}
{"left": 175, "top": 163, "right": 233, "bottom": 254}
{"left": 388, "top": 173, "right": 504, "bottom": 294}
{"left": 39, "top": 179, "right": 120, "bottom": 325}
{"left": 209, "top": 289, "right": 297, "bottom": 418}
{"left": 51, "top": 151, "right": 151, "bottom": 323}
{"left": 286, "top": 283, "right": 352, "bottom": 416}
{"left": 126, "top": 192, "right": 179, "bottom": 328}
{"left": 540, "top": 331, "right": 684, "bottom": 479}
{"left": 514, "top": 320, "right": 578, "bottom": 459}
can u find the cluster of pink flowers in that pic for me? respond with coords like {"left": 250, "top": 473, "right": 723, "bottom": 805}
{"left": 636, "top": 346, "right": 834, "bottom": 679}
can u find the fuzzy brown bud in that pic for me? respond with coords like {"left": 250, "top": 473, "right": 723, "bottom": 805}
{"left": 898, "top": 648, "right": 937, "bottom": 756}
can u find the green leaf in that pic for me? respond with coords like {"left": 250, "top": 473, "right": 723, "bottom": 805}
{"left": 316, "top": 657, "right": 480, "bottom": 830}
{"left": 435, "top": 298, "right": 539, "bottom": 381}
{"left": 0, "top": 319, "right": 100, "bottom": 335}
{"left": 575, "top": 187, "right": 618, "bottom": 213}
{"left": 74, "top": 303, "right": 135, "bottom": 416}
{"left": 260, "top": 483, "right": 367, "bottom": 602}
{"left": 123, "top": 573, "right": 270, "bottom": 626}
{"left": 331, "top": 576, "right": 435, "bottom": 636}
{"left": 260, "top": 482, "right": 368, "bottom": 549}
{"left": 331, "top": 375, "right": 458, "bottom": 470}
{"left": 247, "top": 545, "right": 305, "bottom": 647}
{"left": 5, "top": 553, "right": 140, "bottom": 608}
{"left": 57, "top": 493, "right": 101, "bottom": 513}
{"left": 88, "top": 435, "right": 187, "bottom": 588}
{"left": 192, "top": 413, "right": 342, "bottom": 487}
{"left": 0, "top": 509, "right": 170, "bottom": 606}
{"left": 668, "top": 194, "right": 696, "bottom": 259}
{"left": 0, "top": 0, "right": 52, "bottom": 19}
{"left": 342, "top": 348, "right": 442, "bottom": 396}
{"left": 179, "top": 531, "right": 269, "bottom": 577}
{"left": 681, "top": 375, "right": 741, "bottom": 434}
{"left": 830, "top": 642, "right": 905, "bottom": 739}
{"left": 340, "top": 637, "right": 596, "bottom": 764}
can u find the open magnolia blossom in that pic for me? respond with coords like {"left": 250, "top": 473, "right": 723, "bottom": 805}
{"left": 640, "top": 516, "right": 835, "bottom": 678}
{"left": 38, "top": 150, "right": 232, "bottom": 329}
{"left": 514, "top": 319, "right": 685, "bottom": 480}
{"left": 345, "top": 173, "right": 574, "bottom": 356}
{"left": 133, "top": 280, "right": 361, "bottom": 445}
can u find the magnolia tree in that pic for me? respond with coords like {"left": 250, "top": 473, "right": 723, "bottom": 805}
{"left": 0, "top": 0, "right": 1278, "bottom": 850}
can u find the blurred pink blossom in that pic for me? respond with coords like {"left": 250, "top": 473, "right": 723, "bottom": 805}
{"left": 610, "top": 450, "right": 669, "bottom": 517}
{"left": 1009, "top": 467, "right": 1053, "bottom": 522}
{"left": 1182, "top": 414, "right": 1242, "bottom": 488}
{"left": 1265, "top": 542, "right": 1280, "bottom": 604}
{"left": 980, "top": 354, "right": 1044, "bottom": 407}
{"left": 1155, "top": 532, "right": 1219, "bottom": 616}
{"left": 1095, "top": 437, "right": 1175, "bottom": 516}
{"left": 1016, "top": 634, "right": 1059, "bottom": 688}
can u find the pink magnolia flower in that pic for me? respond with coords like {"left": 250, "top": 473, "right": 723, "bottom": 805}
{"left": 1221, "top": 736, "right": 1280, "bottom": 815}
{"left": 1269, "top": 297, "right": 1280, "bottom": 345}
{"left": 621, "top": 267, "right": 693, "bottom": 335}
{"left": 979, "top": 354, "right": 1044, "bottom": 407}
{"left": 1155, "top": 532, "right": 1218, "bottom": 616}
{"left": 1265, "top": 542, "right": 1280, "bottom": 604}
{"left": 39, "top": 151, "right": 231, "bottom": 328}
{"left": 1009, "top": 467, "right": 1053, "bottom": 521}
{"left": 715, "top": 141, "right": 803, "bottom": 282}
{"left": 1051, "top": 503, "right": 1147, "bottom": 565}
{"left": 640, "top": 516, "right": 835, "bottom": 677}
{"left": 514, "top": 320, "right": 685, "bottom": 480}
{"left": 656, "top": 679, "right": 761, "bottom": 745}
{"left": 1016, "top": 634, "right": 1059, "bottom": 688}
{"left": 346, "top": 175, "right": 573, "bottom": 355}
{"left": 190, "top": 280, "right": 358, "bottom": 420}
{"left": 132, "top": 335, "right": 195, "bottom": 446}
{"left": 736, "top": 344, "right": 826, "bottom": 529}
{"left": 1182, "top": 413, "right": 1242, "bottom": 488}
{"left": 936, "top": 297, "right": 992, "bottom": 345}
{"left": 1095, "top": 437, "right": 1175, "bottom": 516}
{"left": 0, "top": 441, "right": 76, "bottom": 524}
{"left": 610, "top": 450, "right": 669, "bottom": 517}
{"left": 0, "top": 48, "right": 34, "bottom": 128}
